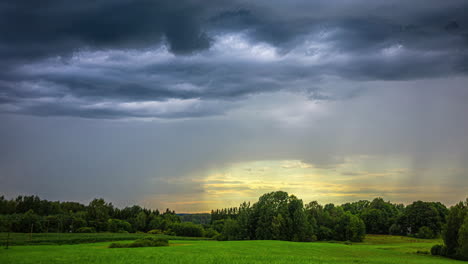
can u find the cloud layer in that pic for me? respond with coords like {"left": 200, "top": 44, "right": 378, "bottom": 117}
{"left": 1, "top": 0, "right": 468, "bottom": 118}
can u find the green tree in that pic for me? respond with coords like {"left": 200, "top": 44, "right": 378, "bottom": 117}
{"left": 253, "top": 191, "right": 289, "bottom": 240}
{"left": 401, "top": 201, "right": 442, "bottom": 236}
{"left": 361, "top": 208, "right": 386, "bottom": 234}
{"left": 87, "top": 198, "right": 112, "bottom": 232}
{"left": 221, "top": 218, "right": 242, "bottom": 240}
{"left": 237, "top": 202, "right": 253, "bottom": 239}
{"left": 288, "top": 195, "right": 313, "bottom": 241}
{"left": 348, "top": 213, "right": 366, "bottom": 242}
{"left": 457, "top": 215, "right": 468, "bottom": 260}
{"left": 443, "top": 200, "right": 468, "bottom": 257}
{"left": 107, "top": 219, "right": 132, "bottom": 232}
{"left": 135, "top": 211, "right": 147, "bottom": 231}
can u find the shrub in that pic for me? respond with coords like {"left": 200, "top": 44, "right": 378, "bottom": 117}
{"left": 109, "top": 237, "right": 169, "bottom": 248}
{"left": 163, "top": 230, "right": 176, "bottom": 236}
{"left": 415, "top": 226, "right": 435, "bottom": 239}
{"left": 107, "top": 219, "right": 132, "bottom": 233}
{"left": 204, "top": 228, "right": 220, "bottom": 238}
{"left": 170, "top": 222, "right": 204, "bottom": 237}
{"left": 431, "top": 244, "right": 446, "bottom": 256}
{"left": 147, "top": 229, "right": 163, "bottom": 235}
{"left": 215, "top": 233, "right": 226, "bottom": 241}
{"left": 76, "top": 227, "right": 96, "bottom": 233}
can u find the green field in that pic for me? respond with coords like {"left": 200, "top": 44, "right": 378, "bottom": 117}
{"left": 0, "top": 234, "right": 462, "bottom": 264}
{"left": 0, "top": 232, "right": 210, "bottom": 246}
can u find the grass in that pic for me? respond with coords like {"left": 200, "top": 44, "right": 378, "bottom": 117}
{"left": 0, "top": 232, "right": 210, "bottom": 246}
{"left": 0, "top": 234, "right": 462, "bottom": 264}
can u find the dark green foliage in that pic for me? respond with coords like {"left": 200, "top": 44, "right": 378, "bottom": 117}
{"left": 203, "top": 228, "right": 219, "bottom": 238}
{"left": 334, "top": 212, "right": 366, "bottom": 242}
{"left": 219, "top": 219, "right": 242, "bottom": 240}
{"left": 253, "top": 191, "right": 290, "bottom": 240}
{"left": 429, "top": 198, "right": 468, "bottom": 261}
{"left": 0, "top": 195, "right": 180, "bottom": 234}
{"left": 415, "top": 226, "right": 435, "bottom": 239}
{"left": 134, "top": 211, "right": 147, "bottom": 232}
{"left": 211, "top": 207, "right": 239, "bottom": 223}
{"left": 341, "top": 200, "right": 370, "bottom": 215}
{"left": 457, "top": 215, "right": 468, "bottom": 260}
{"left": 170, "top": 222, "right": 204, "bottom": 237}
{"left": 431, "top": 244, "right": 446, "bottom": 256}
{"left": 360, "top": 198, "right": 400, "bottom": 235}
{"left": 388, "top": 224, "right": 403, "bottom": 235}
{"left": 76, "top": 227, "right": 96, "bottom": 233}
{"left": 348, "top": 214, "right": 366, "bottom": 242}
{"left": 147, "top": 229, "right": 163, "bottom": 234}
{"left": 178, "top": 213, "right": 211, "bottom": 225}
{"left": 109, "top": 236, "right": 169, "bottom": 248}
{"left": 209, "top": 192, "right": 449, "bottom": 243}
{"left": 399, "top": 201, "right": 445, "bottom": 237}
{"left": 443, "top": 200, "right": 467, "bottom": 257}
{"left": 87, "top": 199, "right": 113, "bottom": 232}
{"left": 317, "top": 226, "right": 334, "bottom": 240}
{"left": 211, "top": 191, "right": 364, "bottom": 242}
{"left": 107, "top": 219, "right": 132, "bottom": 233}
{"left": 211, "top": 219, "right": 225, "bottom": 233}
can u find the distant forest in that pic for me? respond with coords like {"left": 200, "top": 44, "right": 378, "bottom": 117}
{"left": 1, "top": 192, "right": 468, "bottom": 260}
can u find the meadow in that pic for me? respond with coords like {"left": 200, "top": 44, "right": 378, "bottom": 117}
{"left": 0, "top": 234, "right": 461, "bottom": 264}
{"left": 0, "top": 232, "right": 210, "bottom": 246}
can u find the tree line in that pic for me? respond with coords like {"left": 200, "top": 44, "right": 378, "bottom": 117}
{"left": 2, "top": 192, "right": 468, "bottom": 261}
{"left": 0, "top": 195, "right": 180, "bottom": 234}
{"left": 211, "top": 191, "right": 449, "bottom": 242}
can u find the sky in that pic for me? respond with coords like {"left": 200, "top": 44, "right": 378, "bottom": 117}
{"left": 1, "top": 0, "right": 468, "bottom": 212}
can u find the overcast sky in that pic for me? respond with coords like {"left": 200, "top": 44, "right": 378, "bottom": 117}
{"left": 1, "top": 0, "right": 468, "bottom": 212}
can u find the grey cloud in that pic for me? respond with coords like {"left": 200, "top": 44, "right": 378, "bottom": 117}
{"left": 0, "top": 0, "right": 214, "bottom": 64}
{"left": 1, "top": 0, "right": 468, "bottom": 119}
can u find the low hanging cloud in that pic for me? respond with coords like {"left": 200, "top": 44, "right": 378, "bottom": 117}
{"left": 1, "top": 0, "right": 468, "bottom": 118}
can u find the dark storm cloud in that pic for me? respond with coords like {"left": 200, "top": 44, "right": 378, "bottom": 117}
{"left": 0, "top": 0, "right": 213, "bottom": 62}
{"left": 1, "top": 0, "right": 468, "bottom": 118}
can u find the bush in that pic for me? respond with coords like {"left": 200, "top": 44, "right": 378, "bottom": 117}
{"left": 107, "top": 219, "right": 132, "bottom": 233}
{"left": 415, "top": 226, "right": 435, "bottom": 239}
{"left": 170, "top": 222, "right": 204, "bottom": 237}
{"left": 204, "top": 228, "right": 220, "bottom": 238}
{"left": 163, "top": 230, "right": 176, "bottom": 236}
{"left": 147, "top": 229, "right": 163, "bottom": 235}
{"left": 76, "top": 227, "right": 96, "bottom": 233}
{"left": 431, "top": 244, "right": 446, "bottom": 256}
{"left": 109, "top": 237, "right": 169, "bottom": 248}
